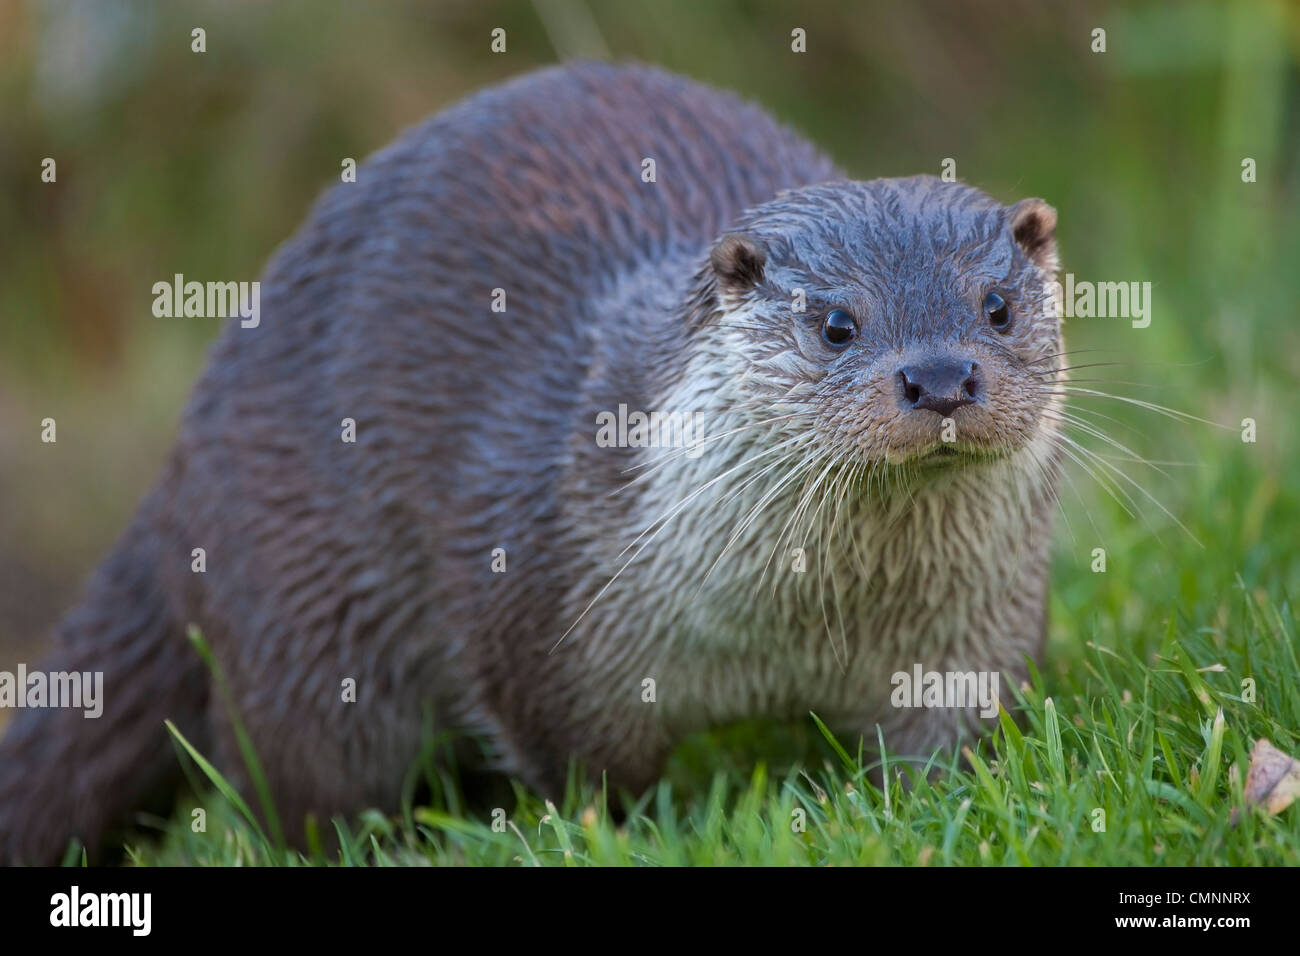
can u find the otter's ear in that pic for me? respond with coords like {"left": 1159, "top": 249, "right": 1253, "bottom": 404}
{"left": 710, "top": 234, "right": 767, "bottom": 296}
{"left": 1009, "top": 198, "right": 1058, "bottom": 272}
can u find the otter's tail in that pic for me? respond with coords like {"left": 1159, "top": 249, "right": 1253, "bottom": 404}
{"left": 0, "top": 508, "right": 209, "bottom": 864}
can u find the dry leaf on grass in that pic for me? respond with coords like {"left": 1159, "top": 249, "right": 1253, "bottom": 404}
{"left": 1231, "top": 738, "right": 1300, "bottom": 824}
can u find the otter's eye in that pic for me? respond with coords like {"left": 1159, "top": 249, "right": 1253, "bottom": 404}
{"left": 822, "top": 309, "right": 857, "bottom": 346}
{"left": 983, "top": 291, "right": 1011, "bottom": 331}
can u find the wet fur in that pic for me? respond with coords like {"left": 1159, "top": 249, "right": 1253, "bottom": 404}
{"left": 0, "top": 61, "right": 1061, "bottom": 863}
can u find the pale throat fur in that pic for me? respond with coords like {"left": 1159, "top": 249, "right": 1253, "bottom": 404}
{"left": 559, "top": 181, "right": 1066, "bottom": 747}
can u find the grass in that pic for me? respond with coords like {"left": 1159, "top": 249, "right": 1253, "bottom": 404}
{"left": 119, "top": 414, "right": 1300, "bottom": 866}
{"left": 8, "top": 0, "right": 1294, "bottom": 870}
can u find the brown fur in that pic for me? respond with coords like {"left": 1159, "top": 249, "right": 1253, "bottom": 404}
{"left": 0, "top": 62, "right": 1062, "bottom": 863}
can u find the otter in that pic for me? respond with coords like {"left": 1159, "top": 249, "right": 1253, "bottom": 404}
{"left": 0, "top": 61, "right": 1064, "bottom": 863}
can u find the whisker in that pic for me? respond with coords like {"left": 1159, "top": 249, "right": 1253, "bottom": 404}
{"left": 1055, "top": 433, "right": 1202, "bottom": 546}
{"left": 552, "top": 436, "right": 808, "bottom": 652}
{"left": 1042, "top": 410, "right": 1177, "bottom": 482}
{"left": 696, "top": 445, "right": 821, "bottom": 590}
{"left": 761, "top": 450, "right": 837, "bottom": 592}
{"left": 614, "top": 411, "right": 802, "bottom": 482}
{"left": 1029, "top": 361, "right": 1127, "bottom": 375}
{"left": 1047, "top": 386, "right": 1228, "bottom": 429}
{"left": 1049, "top": 435, "right": 1142, "bottom": 521}
{"left": 616, "top": 434, "right": 807, "bottom": 560}
{"left": 1025, "top": 347, "right": 1126, "bottom": 368}
{"left": 1032, "top": 377, "right": 1167, "bottom": 389}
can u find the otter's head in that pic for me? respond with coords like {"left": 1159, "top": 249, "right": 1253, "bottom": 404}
{"left": 699, "top": 176, "right": 1062, "bottom": 471}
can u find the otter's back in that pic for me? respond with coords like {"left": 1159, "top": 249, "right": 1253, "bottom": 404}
{"left": 166, "top": 64, "right": 840, "bottom": 694}
{"left": 355, "top": 60, "right": 842, "bottom": 291}
{"left": 196, "top": 62, "right": 841, "bottom": 439}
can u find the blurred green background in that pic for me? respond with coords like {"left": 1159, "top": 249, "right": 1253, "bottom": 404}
{"left": 0, "top": 0, "right": 1296, "bottom": 680}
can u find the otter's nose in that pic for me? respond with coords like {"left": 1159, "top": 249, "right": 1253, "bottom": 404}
{"left": 898, "top": 359, "right": 979, "bottom": 417}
